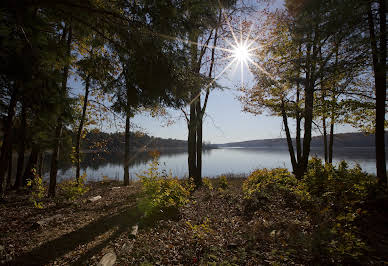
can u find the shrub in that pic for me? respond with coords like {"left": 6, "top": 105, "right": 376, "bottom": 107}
{"left": 57, "top": 172, "right": 89, "bottom": 202}
{"left": 137, "top": 154, "right": 192, "bottom": 217}
{"left": 218, "top": 175, "right": 229, "bottom": 190}
{"left": 186, "top": 218, "right": 213, "bottom": 239}
{"left": 26, "top": 168, "right": 46, "bottom": 209}
{"left": 203, "top": 177, "right": 214, "bottom": 190}
{"left": 243, "top": 168, "right": 310, "bottom": 201}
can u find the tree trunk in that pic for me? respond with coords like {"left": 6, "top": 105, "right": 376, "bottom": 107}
{"left": 329, "top": 117, "right": 334, "bottom": 164}
{"left": 296, "top": 87, "right": 302, "bottom": 163}
{"left": 14, "top": 101, "right": 26, "bottom": 190}
{"left": 22, "top": 144, "right": 39, "bottom": 184}
{"left": 48, "top": 121, "right": 62, "bottom": 197}
{"left": 75, "top": 75, "right": 90, "bottom": 182}
{"left": 6, "top": 149, "right": 13, "bottom": 190}
{"left": 123, "top": 109, "right": 130, "bottom": 186}
{"left": 48, "top": 24, "right": 72, "bottom": 196}
{"left": 368, "top": 0, "right": 387, "bottom": 184}
{"left": 0, "top": 84, "right": 18, "bottom": 197}
{"left": 281, "top": 100, "right": 298, "bottom": 173}
{"left": 298, "top": 83, "right": 315, "bottom": 178}
{"left": 195, "top": 98, "right": 202, "bottom": 186}
{"left": 188, "top": 102, "right": 197, "bottom": 183}
{"left": 38, "top": 152, "right": 44, "bottom": 178}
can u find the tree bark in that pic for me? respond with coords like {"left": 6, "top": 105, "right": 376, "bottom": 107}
{"left": 48, "top": 24, "right": 72, "bottom": 196}
{"left": 329, "top": 116, "right": 334, "bottom": 163}
{"left": 195, "top": 98, "right": 202, "bottom": 186}
{"left": 6, "top": 149, "right": 13, "bottom": 190}
{"left": 368, "top": 0, "right": 387, "bottom": 184}
{"left": 14, "top": 101, "right": 26, "bottom": 190}
{"left": 75, "top": 75, "right": 90, "bottom": 182}
{"left": 281, "top": 100, "right": 298, "bottom": 173}
{"left": 0, "top": 84, "right": 18, "bottom": 197}
{"left": 123, "top": 107, "right": 130, "bottom": 186}
{"left": 48, "top": 121, "right": 62, "bottom": 197}
{"left": 22, "top": 144, "right": 39, "bottom": 184}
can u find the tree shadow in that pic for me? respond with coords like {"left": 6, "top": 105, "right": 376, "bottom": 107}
{"left": 8, "top": 205, "right": 142, "bottom": 265}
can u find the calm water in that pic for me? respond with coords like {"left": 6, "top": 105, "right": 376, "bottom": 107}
{"left": 43, "top": 147, "right": 384, "bottom": 182}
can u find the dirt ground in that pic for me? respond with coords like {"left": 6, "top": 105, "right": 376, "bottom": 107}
{"left": 1, "top": 178, "right": 387, "bottom": 265}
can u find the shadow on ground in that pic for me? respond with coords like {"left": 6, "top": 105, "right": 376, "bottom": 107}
{"left": 7, "top": 205, "right": 142, "bottom": 266}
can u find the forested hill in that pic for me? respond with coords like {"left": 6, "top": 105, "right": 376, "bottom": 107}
{"left": 81, "top": 130, "right": 215, "bottom": 152}
{"left": 217, "top": 132, "right": 388, "bottom": 148}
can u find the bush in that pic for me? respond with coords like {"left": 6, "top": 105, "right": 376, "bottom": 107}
{"left": 243, "top": 168, "right": 310, "bottom": 201}
{"left": 202, "top": 177, "right": 213, "bottom": 190}
{"left": 27, "top": 168, "right": 46, "bottom": 209}
{"left": 242, "top": 160, "right": 375, "bottom": 262}
{"left": 57, "top": 172, "right": 89, "bottom": 202}
{"left": 137, "top": 154, "right": 192, "bottom": 217}
{"left": 218, "top": 175, "right": 228, "bottom": 190}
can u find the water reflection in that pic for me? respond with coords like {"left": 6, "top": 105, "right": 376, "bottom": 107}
{"left": 41, "top": 147, "right": 385, "bottom": 181}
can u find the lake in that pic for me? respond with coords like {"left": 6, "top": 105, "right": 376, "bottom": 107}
{"left": 43, "top": 147, "right": 385, "bottom": 182}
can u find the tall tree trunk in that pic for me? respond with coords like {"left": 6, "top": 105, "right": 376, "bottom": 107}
{"left": 329, "top": 115, "right": 334, "bottom": 164}
{"left": 281, "top": 100, "right": 298, "bottom": 173}
{"left": 188, "top": 103, "right": 197, "bottom": 183}
{"left": 298, "top": 83, "right": 315, "bottom": 178}
{"left": 14, "top": 101, "right": 26, "bottom": 190}
{"left": 75, "top": 75, "right": 90, "bottom": 182}
{"left": 0, "top": 84, "right": 18, "bottom": 198}
{"left": 48, "top": 121, "right": 62, "bottom": 197}
{"left": 296, "top": 86, "right": 302, "bottom": 163}
{"left": 123, "top": 108, "right": 130, "bottom": 186}
{"left": 195, "top": 98, "right": 202, "bottom": 186}
{"left": 368, "top": 0, "right": 386, "bottom": 184}
{"left": 48, "top": 24, "right": 72, "bottom": 196}
{"left": 6, "top": 149, "right": 13, "bottom": 190}
{"left": 22, "top": 144, "right": 39, "bottom": 184}
{"left": 38, "top": 152, "right": 44, "bottom": 178}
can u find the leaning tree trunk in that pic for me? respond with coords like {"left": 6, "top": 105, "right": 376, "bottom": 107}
{"left": 281, "top": 100, "right": 298, "bottom": 174}
{"left": 75, "top": 75, "right": 90, "bottom": 183}
{"left": 0, "top": 84, "right": 18, "bottom": 197}
{"left": 14, "top": 101, "right": 26, "bottom": 190}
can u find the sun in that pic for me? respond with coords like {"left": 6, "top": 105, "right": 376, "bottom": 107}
{"left": 232, "top": 43, "right": 251, "bottom": 63}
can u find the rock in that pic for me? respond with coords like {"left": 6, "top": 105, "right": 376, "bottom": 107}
{"left": 88, "top": 195, "right": 102, "bottom": 202}
{"left": 130, "top": 224, "right": 138, "bottom": 238}
{"left": 111, "top": 187, "right": 121, "bottom": 190}
{"left": 34, "top": 214, "right": 62, "bottom": 228}
{"left": 0, "top": 245, "right": 4, "bottom": 252}
{"left": 97, "top": 252, "right": 116, "bottom": 266}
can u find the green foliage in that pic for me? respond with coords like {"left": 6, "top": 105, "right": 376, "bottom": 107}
{"left": 218, "top": 175, "right": 229, "bottom": 190}
{"left": 242, "top": 160, "right": 375, "bottom": 261}
{"left": 203, "top": 177, "right": 214, "bottom": 190}
{"left": 26, "top": 168, "right": 46, "bottom": 209}
{"left": 243, "top": 168, "right": 310, "bottom": 201}
{"left": 57, "top": 172, "right": 89, "bottom": 202}
{"left": 186, "top": 218, "right": 213, "bottom": 239}
{"left": 137, "top": 155, "right": 192, "bottom": 217}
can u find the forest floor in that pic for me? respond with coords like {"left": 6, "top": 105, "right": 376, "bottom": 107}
{"left": 1, "top": 177, "right": 388, "bottom": 265}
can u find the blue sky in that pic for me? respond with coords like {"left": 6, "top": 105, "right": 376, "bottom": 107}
{"left": 70, "top": 0, "right": 357, "bottom": 144}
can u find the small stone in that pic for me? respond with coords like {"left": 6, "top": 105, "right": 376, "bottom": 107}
{"left": 97, "top": 252, "right": 116, "bottom": 266}
{"left": 88, "top": 195, "right": 102, "bottom": 202}
{"left": 111, "top": 187, "right": 121, "bottom": 190}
